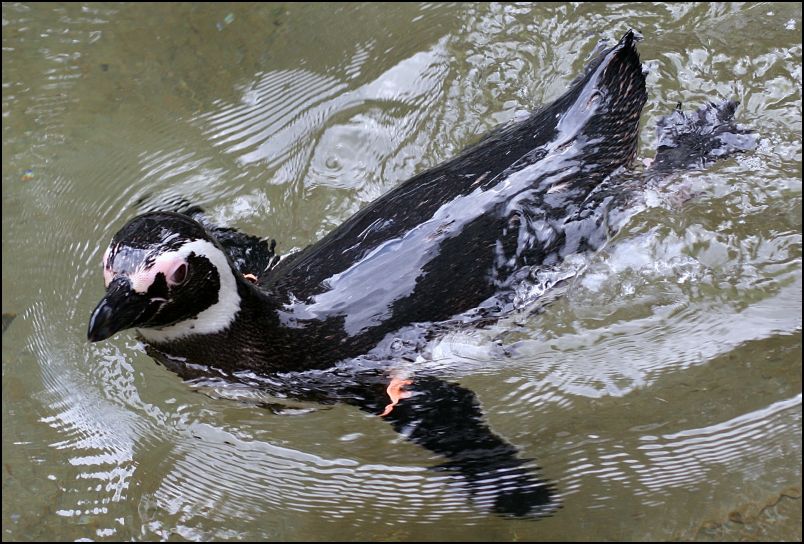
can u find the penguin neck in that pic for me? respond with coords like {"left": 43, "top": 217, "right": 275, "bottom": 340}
{"left": 138, "top": 272, "right": 284, "bottom": 373}
{"left": 144, "top": 271, "right": 370, "bottom": 378}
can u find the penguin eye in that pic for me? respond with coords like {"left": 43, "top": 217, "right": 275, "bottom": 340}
{"left": 170, "top": 262, "right": 188, "bottom": 285}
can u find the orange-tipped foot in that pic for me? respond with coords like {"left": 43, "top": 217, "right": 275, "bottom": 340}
{"left": 380, "top": 378, "right": 412, "bottom": 417}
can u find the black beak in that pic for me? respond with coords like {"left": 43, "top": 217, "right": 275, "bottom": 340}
{"left": 87, "top": 277, "right": 153, "bottom": 342}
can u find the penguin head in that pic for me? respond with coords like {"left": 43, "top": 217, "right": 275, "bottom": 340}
{"left": 87, "top": 212, "right": 241, "bottom": 344}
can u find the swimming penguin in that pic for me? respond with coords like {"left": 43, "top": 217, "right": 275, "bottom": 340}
{"left": 87, "top": 30, "right": 754, "bottom": 517}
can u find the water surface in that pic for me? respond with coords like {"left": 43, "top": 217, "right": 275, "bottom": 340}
{"left": 2, "top": 2, "right": 801, "bottom": 541}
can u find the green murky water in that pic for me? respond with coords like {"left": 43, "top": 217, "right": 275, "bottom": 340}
{"left": 2, "top": 3, "right": 801, "bottom": 541}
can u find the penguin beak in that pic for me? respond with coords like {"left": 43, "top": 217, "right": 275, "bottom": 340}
{"left": 87, "top": 277, "right": 153, "bottom": 342}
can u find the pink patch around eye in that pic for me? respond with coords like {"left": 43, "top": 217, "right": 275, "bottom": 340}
{"left": 125, "top": 253, "right": 188, "bottom": 293}
{"left": 157, "top": 257, "right": 189, "bottom": 287}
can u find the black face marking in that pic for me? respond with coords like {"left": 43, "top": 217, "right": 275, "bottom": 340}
{"left": 139, "top": 252, "right": 220, "bottom": 329}
{"left": 147, "top": 271, "right": 170, "bottom": 300}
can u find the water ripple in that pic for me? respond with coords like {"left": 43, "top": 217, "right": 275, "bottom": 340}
{"left": 3, "top": 3, "right": 800, "bottom": 541}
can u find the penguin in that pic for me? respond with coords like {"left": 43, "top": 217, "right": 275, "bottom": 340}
{"left": 87, "top": 30, "right": 754, "bottom": 518}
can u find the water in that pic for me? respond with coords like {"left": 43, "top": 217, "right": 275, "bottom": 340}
{"left": 2, "top": 2, "right": 801, "bottom": 541}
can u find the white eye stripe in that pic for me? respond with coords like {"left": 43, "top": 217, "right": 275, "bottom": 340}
{"left": 102, "top": 246, "right": 113, "bottom": 287}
